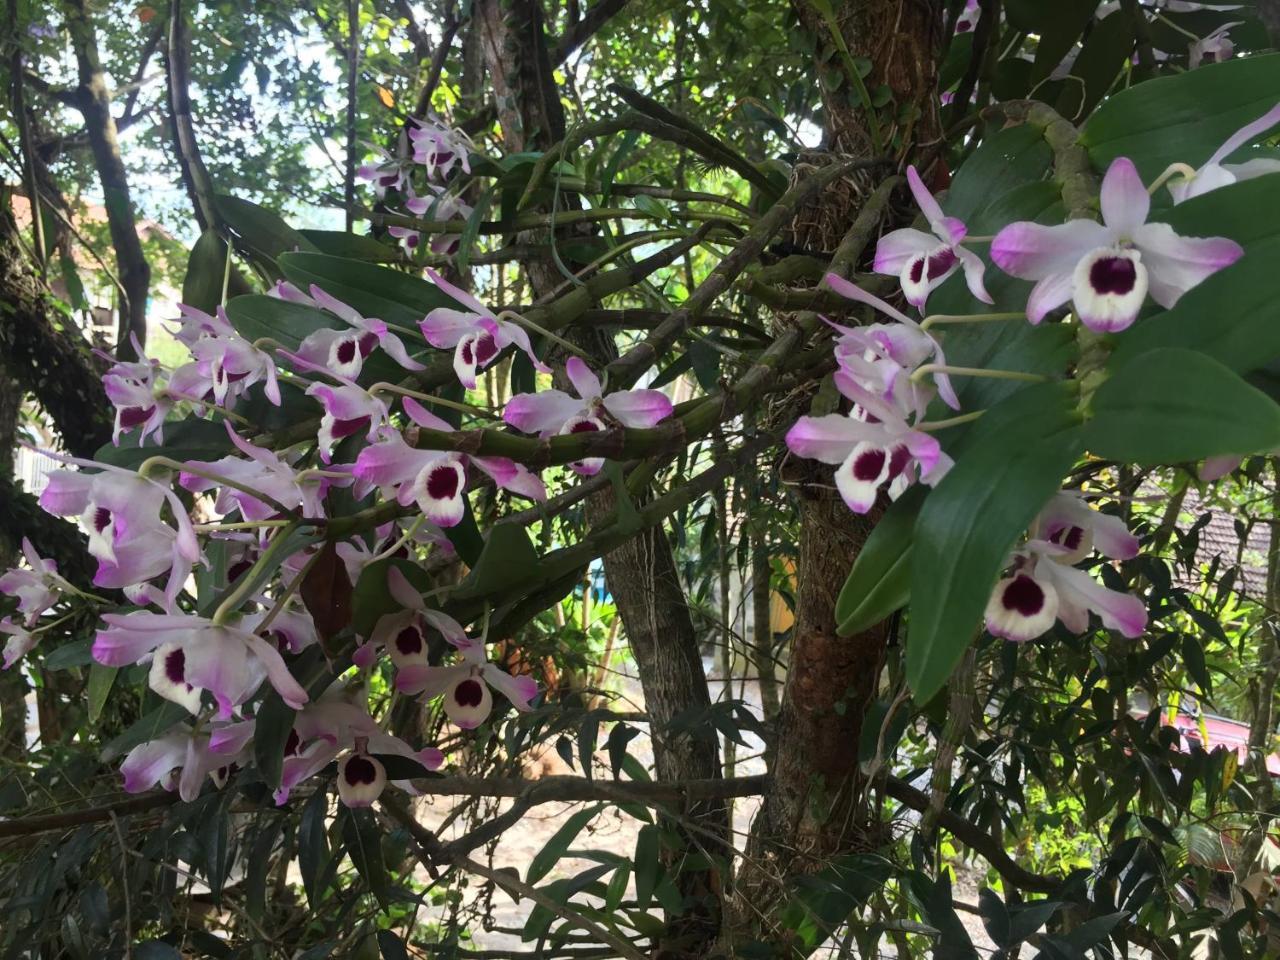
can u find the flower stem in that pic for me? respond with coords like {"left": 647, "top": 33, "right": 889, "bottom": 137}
{"left": 916, "top": 410, "right": 985, "bottom": 432}
{"left": 138, "top": 456, "right": 300, "bottom": 520}
{"left": 254, "top": 546, "right": 320, "bottom": 635}
{"left": 962, "top": 234, "right": 995, "bottom": 243}
{"left": 194, "top": 519, "right": 295, "bottom": 533}
{"left": 368, "top": 381, "right": 499, "bottom": 418}
{"left": 370, "top": 516, "right": 426, "bottom": 564}
{"left": 495, "top": 310, "right": 592, "bottom": 361}
{"left": 910, "top": 363, "right": 1049, "bottom": 384}
{"left": 920, "top": 311, "right": 1024, "bottom": 330}
{"left": 1146, "top": 161, "right": 1199, "bottom": 196}
{"left": 164, "top": 390, "right": 255, "bottom": 426}
{"left": 212, "top": 520, "right": 303, "bottom": 625}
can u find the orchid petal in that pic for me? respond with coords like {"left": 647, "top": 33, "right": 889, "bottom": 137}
{"left": 991, "top": 219, "right": 1108, "bottom": 280}
{"left": 483, "top": 662, "right": 538, "bottom": 711}
{"left": 565, "top": 357, "right": 603, "bottom": 401}
{"left": 872, "top": 227, "right": 939, "bottom": 274}
{"left": 503, "top": 389, "right": 583, "bottom": 434}
{"left": 954, "top": 245, "right": 994, "bottom": 305}
{"left": 1099, "top": 157, "right": 1150, "bottom": 234}
{"left": 1130, "top": 222, "right": 1243, "bottom": 309}
{"left": 601, "top": 389, "right": 674, "bottom": 428}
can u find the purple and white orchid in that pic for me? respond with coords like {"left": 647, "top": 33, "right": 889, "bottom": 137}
{"left": 353, "top": 398, "right": 545, "bottom": 525}
{"left": 822, "top": 273, "right": 960, "bottom": 416}
{"left": 102, "top": 343, "right": 175, "bottom": 445}
{"left": 985, "top": 494, "right": 1146, "bottom": 643}
{"left": 0, "top": 538, "right": 73, "bottom": 626}
{"left": 1189, "top": 21, "right": 1241, "bottom": 68}
{"left": 2, "top": 619, "right": 37, "bottom": 670}
{"left": 503, "top": 358, "right": 674, "bottom": 476}
{"left": 120, "top": 723, "right": 249, "bottom": 802}
{"left": 1168, "top": 103, "right": 1280, "bottom": 204}
{"left": 38, "top": 459, "right": 202, "bottom": 609}
{"left": 992, "top": 156, "right": 1244, "bottom": 332}
{"left": 272, "top": 281, "right": 425, "bottom": 376}
{"left": 94, "top": 611, "right": 309, "bottom": 720}
{"left": 873, "top": 166, "right": 991, "bottom": 311}
{"left": 419, "top": 270, "right": 551, "bottom": 389}
{"left": 352, "top": 566, "right": 470, "bottom": 670}
{"left": 408, "top": 117, "right": 471, "bottom": 180}
{"left": 785, "top": 373, "right": 952, "bottom": 513}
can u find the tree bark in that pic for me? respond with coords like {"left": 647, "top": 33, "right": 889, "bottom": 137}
{"left": 473, "top": 4, "right": 726, "bottom": 954}
{"left": 0, "top": 357, "right": 28, "bottom": 761}
{"left": 730, "top": 0, "right": 943, "bottom": 947}
{"left": 63, "top": 0, "right": 152, "bottom": 359}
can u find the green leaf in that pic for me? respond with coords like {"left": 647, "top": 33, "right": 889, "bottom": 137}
{"left": 254, "top": 692, "right": 297, "bottom": 791}
{"left": 297, "top": 229, "right": 398, "bottom": 262}
{"left": 527, "top": 804, "right": 602, "bottom": 884}
{"left": 1057, "top": 10, "right": 1135, "bottom": 117}
{"left": 341, "top": 807, "right": 390, "bottom": 907}
{"left": 352, "top": 558, "right": 435, "bottom": 639}
{"left": 835, "top": 487, "right": 925, "bottom": 636}
{"left": 279, "top": 251, "right": 461, "bottom": 330}
{"left": 42, "top": 638, "right": 94, "bottom": 670}
{"left": 299, "top": 786, "right": 330, "bottom": 908}
{"left": 101, "top": 701, "right": 190, "bottom": 761}
{"left": 183, "top": 230, "right": 250, "bottom": 313}
{"left": 451, "top": 524, "right": 541, "bottom": 602}
{"left": 1087, "top": 348, "right": 1280, "bottom": 465}
{"left": 634, "top": 823, "right": 660, "bottom": 910}
{"left": 246, "top": 819, "right": 283, "bottom": 923}
{"left": 216, "top": 194, "right": 319, "bottom": 265}
{"left": 945, "top": 125, "right": 1053, "bottom": 223}
{"left": 522, "top": 864, "right": 614, "bottom": 942}
{"left": 96, "top": 417, "right": 233, "bottom": 470}
{"left": 455, "top": 183, "right": 496, "bottom": 272}
{"left": 908, "top": 383, "right": 1084, "bottom": 702}
{"left": 223, "top": 294, "right": 336, "bottom": 351}
{"left": 601, "top": 130, "right": 642, "bottom": 204}
{"left": 1109, "top": 177, "right": 1280, "bottom": 374}
{"left": 86, "top": 663, "right": 116, "bottom": 725}
{"left": 1081, "top": 53, "right": 1280, "bottom": 179}
{"left": 376, "top": 930, "right": 410, "bottom": 960}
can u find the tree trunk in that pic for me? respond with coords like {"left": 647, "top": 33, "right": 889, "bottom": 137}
{"left": 63, "top": 0, "right": 151, "bottom": 359}
{"left": 473, "top": 5, "right": 727, "bottom": 954}
{"left": 0, "top": 359, "right": 28, "bottom": 761}
{"left": 730, "top": 0, "right": 942, "bottom": 946}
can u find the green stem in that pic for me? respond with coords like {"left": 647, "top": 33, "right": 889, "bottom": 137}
{"left": 368, "top": 382, "right": 499, "bottom": 419}
{"left": 211, "top": 520, "right": 303, "bottom": 625}
{"left": 137, "top": 456, "right": 299, "bottom": 520}
{"left": 920, "top": 311, "right": 1023, "bottom": 330}
{"left": 916, "top": 410, "right": 985, "bottom": 432}
{"left": 910, "top": 363, "right": 1048, "bottom": 384}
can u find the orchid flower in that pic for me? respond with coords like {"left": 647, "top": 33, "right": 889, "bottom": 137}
{"left": 185, "top": 334, "right": 282, "bottom": 409}
{"left": 1189, "top": 21, "right": 1241, "bottom": 68}
{"left": 0, "top": 538, "right": 74, "bottom": 626}
{"left": 985, "top": 494, "right": 1146, "bottom": 642}
{"left": 94, "top": 611, "right": 309, "bottom": 720}
{"left": 503, "top": 358, "right": 674, "bottom": 476}
{"left": 785, "top": 374, "right": 952, "bottom": 514}
{"left": 354, "top": 398, "right": 545, "bottom": 525}
{"left": 39, "top": 458, "right": 202, "bottom": 608}
{"left": 992, "top": 157, "right": 1244, "bottom": 332}
{"left": 181, "top": 423, "right": 337, "bottom": 520}
{"left": 1168, "top": 103, "right": 1280, "bottom": 204}
{"left": 408, "top": 118, "right": 471, "bottom": 180}
{"left": 210, "top": 682, "right": 444, "bottom": 805}
{"left": 170, "top": 303, "right": 236, "bottom": 348}
{"left": 955, "top": 0, "right": 979, "bottom": 32}
{"left": 285, "top": 357, "right": 390, "bottom": 463}
{"left": 272, "top": 281, "right": 425, "bottom": 375}
{"left": 102, "top": 342, "right": 174, "bottom": 445}
{"left": 419, "top": 270, "right": 551, "bottom": 388}
{"left": 403, "top": 187, "right": 474, "bottom": 255}
{"left": 873, "top": 166, "right": 991, "bottom": 311}
{"left": 822, "top": 273, "right": 960, "bottom": 414}
{"left": 396, "top": 642, "right": 539, "bottom": 729}
{"left": 2, "top": 619, "right": 37, "bottom": 669}
{"left": 120, "top": 723, "right": 249, "bottom": 802}
{"left": 356, "top": 140, "right": 408, "bottom": 196}
{"left": 352, "top": 565, "right": 470, "bottom": 669}
{"left": 241, "top": 601, "right": 320, "bottom": 655}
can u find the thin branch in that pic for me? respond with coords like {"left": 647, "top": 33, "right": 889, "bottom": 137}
{"left": 552, "top": 0, "right": 630, "bottom": 64}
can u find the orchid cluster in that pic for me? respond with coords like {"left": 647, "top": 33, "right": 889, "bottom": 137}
{"left": 784, "top": 104, "right": 1279, "bottom": 642}
{"left": 2, "top": 218, "right": 675, "bottom": 811}
{"left": 357, "top": 115, "right": 474, "bottom": 256}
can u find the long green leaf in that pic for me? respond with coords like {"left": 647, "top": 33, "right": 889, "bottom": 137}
{"left": 527, "top": 804, "right": 602, "bottom": 885}
{"left": 908, "top": 383, "right": 1083, "bottom": 702}
{"left": 1084, "top": 348, "right": 1280, "bottom": 465}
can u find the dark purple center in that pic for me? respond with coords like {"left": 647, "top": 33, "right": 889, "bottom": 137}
{"left": 461, "top": 341, "right": 474, "bottom": 364}
{"left": 164, "top": 647, "right": 187, "bottom": 684}
{"left": 887, "top": 445, "right": 911, "bottom": 480}
{"left": 1089, "top": 256, "right": 1137, "bottom": 296}
{"left": 454, "top": 678, "right": 485, "bottom": 708}
{"left": 227, "top": 558, "right": 254, "bottom": 582}
{"left": 908, "top": 249, "right": 957, "bottom": 284}
{"left": 395, "top": 625, "right": 424, "bottom": 656}
{"left": 426, "top": 465, "right": 460, "bottom": 500}
{"left": 335, "top": 339, "right": 357, "bottom": 365}
{"left": 474, "top": 332, "right": 498, "bottom": 365}
{"left": 119, "top": 406, "right": 154, "bottom": 428}
{"left": 284, "top": 728, "right": 301, "bottom": 756}
{"left": 851, "top": 448, "right": 887, "bottom": 482}
{"left": 379, "top": 173, "right": 399, "bottom": 187}
{"left": 358, "top": 333, "right": 379, "bottom": 357}
{"left": 1049, "top": 524, "right": 1085, "bottom": 551}
{"left": 344, "top": 755, "right": 378, "bottom": 785}
{"left": 569, "top": 419, "right": 601, "bottom": 434}
{"left": 1002, "top": 575, "right": 1046, "bottom": 616}
{"left": 93, "top": 507, "right": 112, "bottom": 533}
{"left": 330, "top": 416, "right": 371, "bottom": 440}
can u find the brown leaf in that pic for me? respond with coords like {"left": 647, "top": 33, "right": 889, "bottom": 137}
{"left": 301, "top": 540, "right": 353, "bottom": 640}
